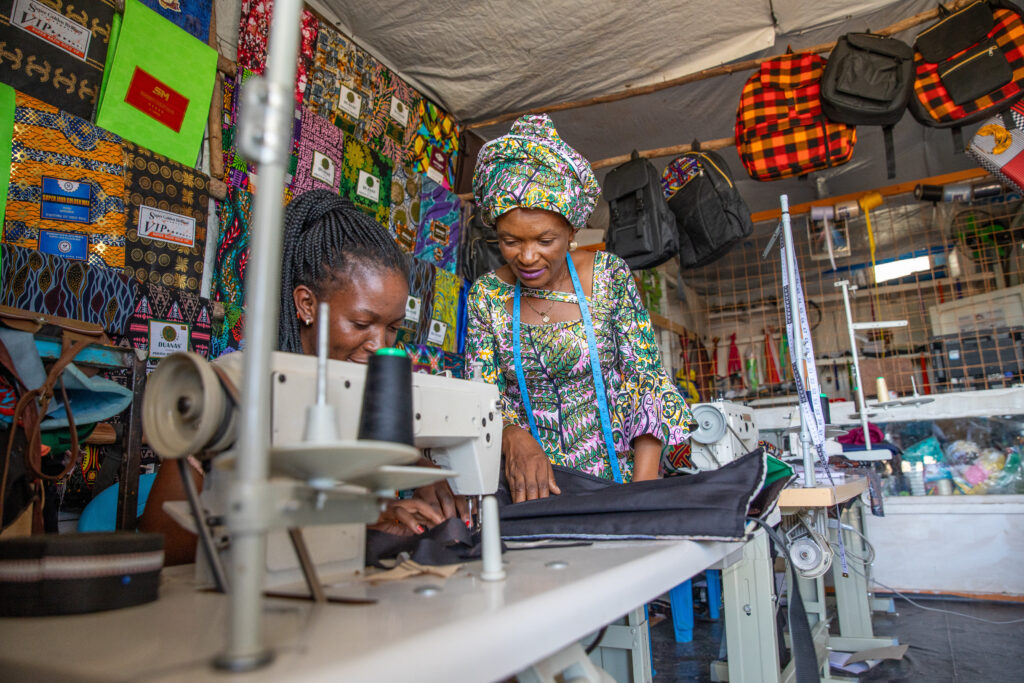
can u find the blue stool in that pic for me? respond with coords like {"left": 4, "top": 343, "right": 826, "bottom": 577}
{"left": 668, "top": 570, "right": 723, "bottom": 643}
{"left": 77, "top": 473, "right": 157, "bottom": 532}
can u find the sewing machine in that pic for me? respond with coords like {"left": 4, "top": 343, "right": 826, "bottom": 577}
{"left": 688, "top": 401, "right": 759, "bottom": 471}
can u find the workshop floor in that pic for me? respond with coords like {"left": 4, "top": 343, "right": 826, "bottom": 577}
{"left": 648, "top": 595, "right": 1024, "bottom": 682}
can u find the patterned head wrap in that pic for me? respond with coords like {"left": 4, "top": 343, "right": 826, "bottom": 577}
{"left": 472, "top": 114, "right": 599, "bottom": 229}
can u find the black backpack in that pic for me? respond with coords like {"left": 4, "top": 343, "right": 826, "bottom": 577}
{"left": 603, "top": 151, "right": 678, "bottom": 270}
{"left": 662, "top": 150, "right": 753, "bottom": 269}
{"left": 459, "top": 204, "right": 505, "bottom": 282}
{"left": 821, "top": 32, "right": 915, "bottom": 178}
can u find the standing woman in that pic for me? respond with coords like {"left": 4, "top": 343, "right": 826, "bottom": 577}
{"left": 465, "top": 115, "right": 692, "bottom": 503}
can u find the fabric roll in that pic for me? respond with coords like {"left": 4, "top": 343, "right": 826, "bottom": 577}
{"left": 301, "top": 22, "right": 374, "bottom": 137}
{"left": 399, "top": 343, "right": 465, "bottom": 379}
{"left": 388, "top": 164, "right": 421, "bottom": 253}
{"left": 4, "top": 91, "right": 126, "bottom": 270}
{"left": 364, "top": 62, "right": 422, "bottom": 167}
{"left": 210, "top": 302, "right": 245, "bottom": 359}
{"left": 123, "top": 141, "right": 208, "bottom": 294}
{"left": 210, "top": 186, "right": 252, "bottom": 306}
{"left": 0, "top": 0, "right": 116, "bottom": 120}
{"left": 411, "top": 100, "right": 460, "bottom": 190}
{"left": 237, "top": 0, "right": 318, "bottom": 104}
{"left": 399, "top": 254, "right": 435, "bottom": 344}
{"left": 127, "top": 281, "right": 212, "bottom": 365}
{"left": 291, "top": 109, "right": 345, "bottom": 195}
{"left": 415, "top": 177, "right": 461, "bottom": 274}
{"left": 138, "top": 0, "right": 211, "bottom": 42}
{"left": 430, "top": 268, "right": 460, "bottom": 353}
{"left": 220, "top": 67, "right": 257, "bottom": 191}
{"left": 338, "top": 135, "right": 392, "bottom": 227}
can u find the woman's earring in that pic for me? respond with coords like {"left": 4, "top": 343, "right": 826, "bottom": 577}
{"left": 569, "top": 240, "right": 579, "bottom": 252}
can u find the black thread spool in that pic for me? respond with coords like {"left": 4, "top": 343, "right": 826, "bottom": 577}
{"left": 357, "top": 349, "right": 414, "bottom": 446}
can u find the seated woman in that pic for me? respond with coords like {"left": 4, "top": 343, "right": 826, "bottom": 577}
{"left": 465, "top": 115, "right": 692, "bottom": 503}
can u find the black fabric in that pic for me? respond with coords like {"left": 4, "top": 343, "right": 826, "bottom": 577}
{"left": 939, "top": 39, "right": 1014, "bottom": 105}
{"left": 455, "top": 129, "right": 488, "bottom": 196}
{"left": 496, "top": 449, "right": 769, "bottom": 540}
{"left": 915, "top": 1, "right": 995, "bottom": 63}
{"left": 459, "top": 206, "right": 505, "bottom": 282}
{"left": 603, "top": 152, "right": 678, "bottom": 270}
{"left": 666, "top": 151, "right": 754, "bottom": 269}
{"left": 365, "top": 516, "right": 486, "bottom": 567}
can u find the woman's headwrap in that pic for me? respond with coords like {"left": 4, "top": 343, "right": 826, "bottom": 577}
{"left": 472, "top": 114, "right": 600, "bottom": 230}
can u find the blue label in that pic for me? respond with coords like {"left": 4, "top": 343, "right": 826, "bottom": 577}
{"left": 40, "top": 177, "right": 92, "bottom": 224}
{"left": 38, "top": 230, "right": 89, "bottom": 260}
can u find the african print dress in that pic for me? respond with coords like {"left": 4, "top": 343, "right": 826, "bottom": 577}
{"left": 465, "top": 252, "right": 692, "bottom": 482}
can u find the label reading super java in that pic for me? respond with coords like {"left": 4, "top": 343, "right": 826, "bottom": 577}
{"left": 13, "top": 0, "right": 91, "bottom": 61}
{"left": 311, "top": 151, "right": 336, "bottom": 185}
{"left": 389, "top": 97, "right": 410, "bottom": 126}
{"left": 38, "top": 229, "right": 88, "bottom": 260}
{"left": 148, "top": 320, "right": 189, "bottom": 358}
{"left": 138, "top": 205, "right": 196, "bottom": 247}
{"left": 40, "top": 177, "right": 92, "bottom": 223}
{"left": 338, "top": 86, "right": 363, "bottom": 118}
{"left": 356, "top": 170, "right": 381, "bottom": 202}
{"left": 405, "top": 296, "right": 421, "bottom": 323}
{"left": 427, "top": 319, "right": 447, "bottom": 345}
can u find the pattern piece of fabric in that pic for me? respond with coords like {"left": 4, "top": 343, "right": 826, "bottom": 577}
{"left": 221, "top": 67, "right": 257, "bottom": 191}
{"left": 430, "top": 268, "right": 460, "bottom": 353}
{"left": 211, "top": 186, "right": 252, "bottom": 306}
{"left": 636, "top": 269, "right": 664, "bottom": 316}
{"left": 0, "top": 0, "right": 116, "bottom": 120}
{"left": 303, "top": 23, "right": 375, "bottom": 138}
{"left": 465, "top": 252, "right": 692, "bottom": 482}
{"left": 399, "top": 343, "right": 464, "bottom": 378}
{"left": 411, "top": 100, "right": 460, "bottom": 190}
{"left": 127, "top": 281, "right": 212, "bottom": 365}
{"left": 389, "top": 164, "right": 421, "bottom": 253}
{"left": 291, "top": 109, "right": 345, "bottom": 194}
{"left": 123, "top": 141, "right": 209, "bottom": 294}
{"left": 138, "top": 0, "right": 211, "bottom": 42}
{"left": 237, "top": 0, "right": 318, "bottom": 104}
{"left": 415, "top": 177, "right": 461, "bottom": 274}
{"left": 4, "top": 91, "right": 126, "bottom": 270}
{"left": 1, "top": 244, "right": 136, "bottom": 333}
{"left": 660, "top": 155, "right": 702, "bottom": 199}
{"left": 210, "top": 302, "right": 245, "bottom": 359}
{"left": 364, "top": 61, "right": 422, "bottom": 167}
{"left": 398, "top": 254, "right": 435, "bottom": 345}
{"left": 338, "top": 135, "right": 392, "bottom": 227}
{"left": 473, "top": 114, "right": 599, "bottom": 229}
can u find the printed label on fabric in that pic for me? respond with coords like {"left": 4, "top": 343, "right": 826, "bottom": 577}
{"left": 40, "top": 177, "right": 92, "bottom": 223}
{"left": 427, "top": 319, "right": 447, "bottom": 345}
{"left": 426, "top": 148, "right": 448, "bottom": 184}
{"left": 148, "top": 320, "right": 190, "bottom": 358}
{"left": 12, "top": 0, "right": 91, "bottom": 61}
{"left": 389, "top": 97, "right": 410, "bottom": 127}
{"left": 429, "top": 219, "right": 450, "bottom": 245}
{"left": 338, "top": 86, "right": 362, "bottom": 119}
{"left": 405, "top": 296, "right": 421, "bottom": 323}
{"left": 356, "top": 170, "right": 381, "bottom": 202}
{"left": 138, "top": 205, "right": 196, "bottom": 247}
{"left": 311, "top": 151, "right": 336, "bottom": 185}
{"left": 38, "top": 229, "right": 88, "bottom": 260}
{"left": 124, "top": 67, "right": 190, "bottom": 133}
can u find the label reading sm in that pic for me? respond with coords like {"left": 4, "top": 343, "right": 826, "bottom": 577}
{"left": 148, "top": 320, "right": 189, "bottom": 358}
{"left": 338, "top": 85, "right": 363, "bottom": 119}
{"left": 389, "top": 97, "right": 410, "bottom": 127}
{"left": 138, "top": 205, "right": 196, "bottom": 247}
{"left": 356, "top": 170, "right": 381, "bottom": 203}
{"left": 427, "top": 319, "right": 447, "bottom": 346}
{"left": 311, "top": 151, "right": 336, "bottom": 186}
{"left": 405, "top": 296, "right": 421, "bottom": 323}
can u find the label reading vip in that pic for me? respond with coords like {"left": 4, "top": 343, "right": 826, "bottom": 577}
{"left": 12, "top": 0, "right": 91, "bottom": 61}
{"left": 40, "top": 177, "right": 92, "bottom": 223}
{"left": 311, "top": 151, "right": 336, "bottom": 186}
{"left": 38, "top": 229, "right": 88, "bottom": 260}
{"left": 389, "top": 97, "right": 410, "bottom": 126}
{"left": 405, "top": 296, "right": 421, "bottom": 323}
{"left": 427, "top": 319, "right": 447, "bottom": 345}
{"left": 148, "top": 320, "right": 189, "bottom": 358}
{"left": 338, "top": 85, "right": 363, "bottom": 118}
{"left": 356, "top": 170, "right": 381, "bottom": 202}
{"left": 138, "top": 205, "right": 196, "bottom": 247}
{"left": 124, "top": 67, "right": 190, "bottom": 133}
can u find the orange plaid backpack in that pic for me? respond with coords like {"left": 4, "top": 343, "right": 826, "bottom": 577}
{"left": 909, "top": 1, "right": 1024, "bottom": 147}
{"left": 735, "top": 52, "right": 857, "bottom": 181}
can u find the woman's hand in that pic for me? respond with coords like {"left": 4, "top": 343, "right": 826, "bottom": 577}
{"left": 368, "top": 499, "right": 444, "bottom": 536}
{"left": 414, "top": 479, "right": 471, "bottom": 526}
{"left": 632, "top": 434, "right": 663, "bottom": 482}
{"left": 503, "top": 425, "right": 561, "bottom": 503}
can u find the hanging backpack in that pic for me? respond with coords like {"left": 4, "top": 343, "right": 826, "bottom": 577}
{"left": 735, "top": 52, "right": 857, "bottom": 181}
{"left": 821, "top": 33, "right": 915, "bottom": 178}
{"left": 458, "top": 204, "right": 505, "bottom": 282}
{"left": 603, "top": 151, "right": 678, "bottom": 270}
{"left": 909, "top": 0, "right": 1024, "bottom": 150}
{"left": 662, "top": 148, "right": 754, "bottom": 268}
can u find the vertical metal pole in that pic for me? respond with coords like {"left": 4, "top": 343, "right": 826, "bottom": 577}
{"left": 837, "top": 281, "right": 872, "bottom": 449}
{"left": 215, "top": 0, "right": 302, "bottom": 670}
{"left": 116, "top": 350, "right": 146, "bottom": 530}
{"left": 780, "top": 196, "right": 816, "bottom": 487}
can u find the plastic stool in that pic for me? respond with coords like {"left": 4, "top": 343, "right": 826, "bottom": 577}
{"left": 668, "top": 570, "right": 724, "bottom": 643}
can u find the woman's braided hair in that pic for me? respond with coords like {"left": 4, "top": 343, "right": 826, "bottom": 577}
{"left": 278, "top": 190, "right": 408, "bottom": 353}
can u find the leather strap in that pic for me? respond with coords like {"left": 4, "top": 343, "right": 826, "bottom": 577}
{"left": 883, "top": 125, "right": 896, "bottom": 179}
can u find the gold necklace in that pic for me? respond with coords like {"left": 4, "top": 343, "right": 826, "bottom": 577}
{"left": 525, "top": 296, "right": 556, "bottom": 323}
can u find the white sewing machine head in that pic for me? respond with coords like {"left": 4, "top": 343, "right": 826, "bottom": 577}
{"left": 688, "top": 401, "right": 759, "bottom": 471}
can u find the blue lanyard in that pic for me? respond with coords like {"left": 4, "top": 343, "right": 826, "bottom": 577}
{"left": 512, "top": 254, "right": 623, "bottom": 484}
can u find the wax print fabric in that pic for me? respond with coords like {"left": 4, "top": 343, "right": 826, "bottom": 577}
{"left": 400, "top": 343, "right": 465, "bottom": 379}
{"left": 123, "top": 141, "right": 208, "bottom": 294}
{"left": 398, "top": 254, "right": 434, "bottom": 345}
{"left": 302, "top": 22, "right": 374, "bottom": 136}
{"left": 388, "top": 164, "right": 421, "bottom": 253}
{"left": 236, "top": 0, "right": 318, "bottom": 104}
{"left": 338, "top": 135, "right": 392, "bottom": 226}
{"left": 364, "top": 62, "right": 422, "bottom": 167}
{"left": 210, "top": 302, "right": 245, "bottom": 359}
{"left": 291, "top": 108, "right": 344, "bottom": 194}
{"left": 431, "top": 267, "right": 460, "bottom": 353}
{"left": 138, "top": 0, "right": 211, "bottom": 42}
{"left": 127, "top": 280, "right": 212, "bottom": 363}
{"left": 415, "top": 177, "right": 460, "bottom": 274}
{"left": 0, "top": 0, "right": 116, "bottom": 120}
{"left": 221, "top": 68, "right": 257, "bottom": 190}
{"left": 411, "top": 100, "right": 460, "bottom": 190}
{"left": 211, "top": 186, "right": 252, "bottom": 306}
{"left": 1, "top": 244, "right": 136, "bottom": 334}
{"left": 465, "top": 252, "right": 691, "bottom": 482}
{"left": 3, "top": 91, "right": 126, "bottom": 270}
{"left": 473, "top": 114, "right": 599, "bottom": 229}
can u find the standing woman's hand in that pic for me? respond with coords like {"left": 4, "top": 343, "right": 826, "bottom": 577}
{"left": 503, "top": 425, "right": 561, "bottom": 503}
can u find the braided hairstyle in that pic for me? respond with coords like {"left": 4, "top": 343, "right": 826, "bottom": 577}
{"left": 278, "top": 190, "right": 408, "bottom": 353}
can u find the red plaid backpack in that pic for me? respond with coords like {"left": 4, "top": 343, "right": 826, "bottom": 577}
{"left": 735, "top": 53, "right": 857, "bottom": 181}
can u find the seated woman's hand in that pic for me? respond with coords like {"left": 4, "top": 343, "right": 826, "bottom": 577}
{"left": 503, "top": 425, "right": 561, "bottom": 503}
{"left": 413, "top": 479, "right": 471, "bottom": 527}
{"left": 368, "top": 499, "right": 444, "bottom": 536}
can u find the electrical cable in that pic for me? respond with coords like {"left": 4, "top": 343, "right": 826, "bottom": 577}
{"left": 584, "top": 625, "right": 608, "bottom": 655}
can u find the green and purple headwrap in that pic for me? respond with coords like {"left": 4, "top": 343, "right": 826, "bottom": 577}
{"left": 472, "top": 114, "right": 600, "bottom": 230}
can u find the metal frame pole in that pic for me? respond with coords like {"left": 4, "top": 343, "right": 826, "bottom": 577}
{"left": 836, "top": 281, "right": 872, "bottom": 449}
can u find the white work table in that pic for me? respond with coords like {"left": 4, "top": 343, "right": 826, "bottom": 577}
{"left": 0, "top": 536, "right": 750, "bottom": 682}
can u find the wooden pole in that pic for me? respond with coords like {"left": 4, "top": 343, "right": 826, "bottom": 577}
{"left": 207, "top": 2, "right": 226, "bottom": 181}
{"left": 465, "top": 0, "right": 972, "bottom": 130}
{"left": 591, "top": 136, "right": 734, "bottom": 170}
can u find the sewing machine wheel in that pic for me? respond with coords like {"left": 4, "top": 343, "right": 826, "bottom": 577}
{"left": 691, "top": 405, "right": 727, "bottom": 445}
{"left": 143, "top": 352, "right": 233, "bottom": 459}
{"left": 789, "top": 536, "right": 832, "bottom": 578}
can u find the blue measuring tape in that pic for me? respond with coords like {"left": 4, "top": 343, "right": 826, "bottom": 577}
{"left": 512, "top": 254, "right": 623, "bottom": 484}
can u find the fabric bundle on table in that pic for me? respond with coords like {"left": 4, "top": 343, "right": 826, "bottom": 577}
{"left": 122, "top": 141, "right": 209, "bottom": 294}
{"left": 138, "top": 0, "right": 211, "bottom": 42}
{"left": 1, "top": 244, "right": 136, "bottom": 334}
{"left": 398, "top": 255, "right": 435, "bottom": 345}
{"left": 2, "top": 89, "right": 126, "bottom": 270}
{"left": 237, "top": 0, "right": 318, "bottom": 104}
{"left": 411, "top": 100, "right": 460, "bottom": 190}
{"left": 430, "top": 268, "right": 460, "bottom": 353}
{"left": 220, "top": 68, "right": 257, "bottom": 190}
{"left": 364, "top": 62, "right": 422, "bottom": 167}
{"left": 291, "top": 109, "right": 345, "bottom": 195}
{"left": 338, "top": 136, "right": 392, "bottom": 227}
{"left": 210, "top": 186, "right": 252, "bottom": 306}
{"left": 126, "top": 281, "right": 212, "bottom": 366}
{"left": 415, "top": 177, "right": 461, "bottom": 274}
{"left": 400, "top": 343, "right": 465, "bottom": 379}
{"left": 0, "top": 0, "right": 116, "bottom": 120}
{"left": 210, "top": 302, "right": 245, "bottom": 359}
{"left": 388, "top": 164, "right": 421, "bottom": 253}
{"left": 303, "top": 23, "right": 373, "bottom": 137}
